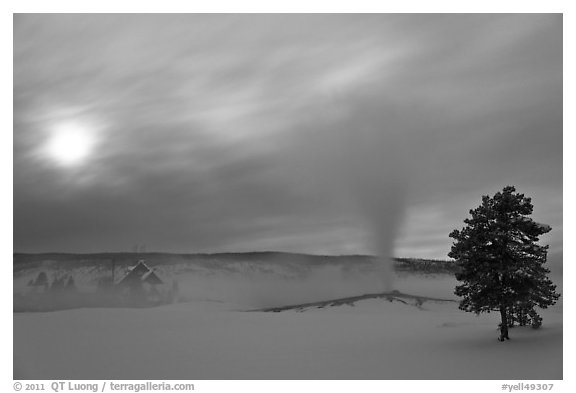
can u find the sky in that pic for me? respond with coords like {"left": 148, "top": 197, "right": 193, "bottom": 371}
{"left": 13, "top": 14, "right": 563, "bottom": 259}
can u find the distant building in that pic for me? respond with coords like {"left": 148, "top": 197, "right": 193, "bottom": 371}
{"left": 117, "top": 260, "right": 163, "bottom": 293}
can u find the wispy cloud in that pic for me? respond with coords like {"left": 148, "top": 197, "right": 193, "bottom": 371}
{"left": 14, "top": 14, "right": 562, "bottom": 258}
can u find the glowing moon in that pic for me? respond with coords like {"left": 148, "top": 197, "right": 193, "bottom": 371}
{"left": 44, "top": 121, "right": 98, "bottom": 167}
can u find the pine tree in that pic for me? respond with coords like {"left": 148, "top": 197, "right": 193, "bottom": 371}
{"left": 448, "top": 186, "right": 560, "bottom": 341}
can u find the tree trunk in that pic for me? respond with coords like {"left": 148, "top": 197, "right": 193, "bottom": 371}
{"left": 499, "top": 305, "right": 510, "bottom": 341}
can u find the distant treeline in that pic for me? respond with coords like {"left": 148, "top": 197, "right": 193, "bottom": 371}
{"left": 394, "top": 258, "right": 460, "bottom": 274}
{"left": 13, "top": 252, "right": 458, "bottom": 275}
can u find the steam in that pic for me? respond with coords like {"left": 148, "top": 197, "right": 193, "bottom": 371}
{"left": 283, "top": 94, "right": 415, "bottom": 291}
{"left": 356, "top": 181, "right": 406, "bottom": 291}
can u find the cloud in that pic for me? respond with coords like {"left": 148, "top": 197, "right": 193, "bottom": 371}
{"left": 14, "top": 14, "right": 562, "bottom": 258}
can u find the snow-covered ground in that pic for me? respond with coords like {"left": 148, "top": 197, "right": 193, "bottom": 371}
{"left": 13, "top": 271, "right": 562, "bottom": 380}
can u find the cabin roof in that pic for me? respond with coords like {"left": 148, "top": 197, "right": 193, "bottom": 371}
{"left": 117, "top": 260, "right": 163, "bottom": 286}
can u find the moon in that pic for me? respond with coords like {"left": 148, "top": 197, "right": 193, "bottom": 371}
{"left": 44, "top": 121, "right": 98, "bottom": 167}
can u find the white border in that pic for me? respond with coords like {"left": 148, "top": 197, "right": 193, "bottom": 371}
{"left": 4, "top": 2, "right": 572, "bottom": 393}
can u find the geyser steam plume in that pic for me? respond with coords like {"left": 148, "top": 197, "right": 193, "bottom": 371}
{"left": 355, "top": 178, "right": 406, "bottom": 291}
{"left": 289, "top": 96, "right": 414, "bottom": 291}
{"left": 339, "top": 112, "right": 409, "bottom": 292}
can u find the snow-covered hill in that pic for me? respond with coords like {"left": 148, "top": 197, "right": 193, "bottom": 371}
{"left": 14, "top": 294, "right": 562, "bottom": 379}
{"left": 13, "top": 252, "right": 562, "bottom": 379}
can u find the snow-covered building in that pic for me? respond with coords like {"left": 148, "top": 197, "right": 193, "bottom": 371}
{"left": 117, "top": 260, "right": 163, "bottom": 292}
